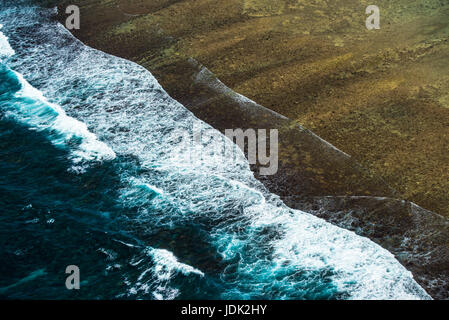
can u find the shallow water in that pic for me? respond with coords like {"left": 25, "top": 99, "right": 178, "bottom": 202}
{"left": 0, "top": 1, "right": 431, "bottom": 299}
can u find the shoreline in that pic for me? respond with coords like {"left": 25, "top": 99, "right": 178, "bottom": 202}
{"left": 49, "top": 1, "right": 449, "bottom": 298}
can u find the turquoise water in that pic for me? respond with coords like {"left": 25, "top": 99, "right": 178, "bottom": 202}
{"left": 0, "top": 1, "right": 431, "bottom": 299}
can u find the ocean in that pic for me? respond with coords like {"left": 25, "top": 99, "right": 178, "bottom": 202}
{"left": 0, "top": 0, "right": 431, "bottom": 299}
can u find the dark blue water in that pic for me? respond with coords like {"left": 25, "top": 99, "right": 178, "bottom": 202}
{"left": 0, "top": 1, "right": 430, "bottom": 300}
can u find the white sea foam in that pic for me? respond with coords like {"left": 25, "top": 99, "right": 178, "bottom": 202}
{"left": 6, "top": 71, "right": 116, "bottom": 172}
{"left": 128, "top": 247, "right": 204, "bottom": 299}
{"left": 0, "top": 25, "right": 15, "bottom": 59}
{"left": 0, "top": 3, "right": 432, "bottom": 300}
{"left": 244, "top": 203, "right": 428, "bottom": 299}
{"left": 1, "top": 25, "right": 115, "bottom": 172}
{"left": 150, "top": 248, "right": 205, "bottom": 279}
